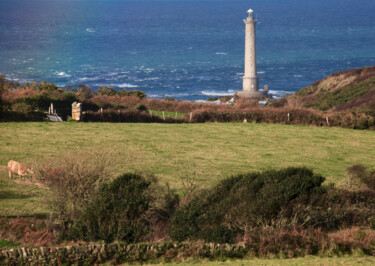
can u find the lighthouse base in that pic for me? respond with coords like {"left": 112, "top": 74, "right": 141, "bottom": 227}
{"left": 236, "top": 90, "right": 268, "bottom": 99}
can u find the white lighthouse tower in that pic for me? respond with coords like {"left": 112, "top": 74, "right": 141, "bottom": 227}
{"left": 237, "top": 9, "right": 267, "bottom": 98}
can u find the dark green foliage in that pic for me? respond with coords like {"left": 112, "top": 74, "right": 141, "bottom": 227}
{"left": 169, "top": 167, "right": 325, "bottom": 243}
{"left": 0, "top": 111, "right": 45, "bottom": 122}
{"left": 39, "top": 82, "right": 59, "bottom": 92}
{"left": 128, "top": 90, "right": 147, "bottom": 99}
{"left": 135, "top": 103, "right": 148, "bottom": 112}
{"left": 98, "top": 85, "right": 147, "bottom": 98}
{"left": 63, "top": 92, "right": 77, "bottom": 102}
{"left": 69, "top": 174, "right": 152, "bottom": 243}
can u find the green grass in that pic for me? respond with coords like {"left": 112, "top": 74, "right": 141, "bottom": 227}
{"left": 150, "top": 110, "right": 185, "bottom": 118}
{"left": 167, "top": 255, "right": 375, "bottom": 265}
{"left": 0, "top": 239, "right": 20, "bottom": 250}
{"left": 0, "top": 122, "right": 375, "bottom": 216}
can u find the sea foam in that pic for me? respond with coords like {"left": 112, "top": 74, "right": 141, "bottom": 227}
{"left": 201, "top": 90, "right": 236, "bottom": 96}
{"left": 56, "top": 72, "right": 71, "bottom": 78}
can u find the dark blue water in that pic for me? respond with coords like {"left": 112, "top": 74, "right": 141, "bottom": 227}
{"left": 1, "top": 0, "right": 375, "bottom": 100}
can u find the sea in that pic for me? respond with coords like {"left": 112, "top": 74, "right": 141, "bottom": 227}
{"left": 1, "top": 0, "right": 375, "bottom": 101}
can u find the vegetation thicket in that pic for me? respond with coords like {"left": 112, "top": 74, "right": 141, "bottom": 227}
{"left": 2, "top": 65, "right": 375, "bottom": 128}
{"left": 169, "top": 167, "right": 326, "bottom": 243}
{"left": 17, "top": 159, "right": 375, "bottom": 260}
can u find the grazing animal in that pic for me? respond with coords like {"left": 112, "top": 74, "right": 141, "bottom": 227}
{"left": 8, "top": 160, "right": 34, "bottom": 179}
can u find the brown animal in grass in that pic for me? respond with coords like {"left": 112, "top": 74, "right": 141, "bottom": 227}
{"left": 8, "top": 160, "right": 34, "bottom": 179}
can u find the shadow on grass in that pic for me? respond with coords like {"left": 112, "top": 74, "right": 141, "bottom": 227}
{"left": 0, "top": 191, "right": 33, "bottom": 200}
{"left": 0, "top": 213, "right": 48, "bottom": 219}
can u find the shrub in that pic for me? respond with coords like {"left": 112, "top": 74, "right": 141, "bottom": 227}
{"left": 303, "top": 188, "right": 375, "bottom": 230}
{"left": 134, "top": 103, "right": 148, "bottom": 112}
{"left": 169, "top": 167, "right": 325, "bottom": 243}
{"left": 346, "top": 164, "right": 375, "bottom": 190}
{"left": 37, "top": 150, "right": 117, "bottom": 238}
{"left": 69, "top": 174, "right": 152, "bottom": 243}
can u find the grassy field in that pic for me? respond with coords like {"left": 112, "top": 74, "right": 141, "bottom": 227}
{"left": 0, "top": 122, "right": 375, "bottom": 216}
{"left": 168, "top": 256, "right": 375, "bottom": 265}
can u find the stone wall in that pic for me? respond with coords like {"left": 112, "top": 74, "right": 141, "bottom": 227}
{"left": 0, "top": 242, "right": 249, "bottom": 264}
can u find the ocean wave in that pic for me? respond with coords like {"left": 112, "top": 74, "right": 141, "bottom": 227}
{"left": 148, "top": 92, "right": 191, "bottom": 98}
{"left": 77, "top": 76, "right": 102, "bottom": 82}
{"left": 56, "top": 72, "right": 71, "bottom": 78}
{"left": 257, "top": 71, "right": 266, "bottom": 74}
{"left": 86, "top": 28, "right": 95, "bottom": 33}
{"left": 108, "top": 83, "right": 139, "bottom": 88}
{"left": 135, "top": 77, "right": 160, "bottom": 82}
{"left": 105, "top": 72, "right": 119, "bottom": 76}
{"left": 216, "top": 52, "right": 227, "bottom": 55}
{"left": 201, "top": 90, "right": 236, "bottom": 96}
{"left": 268, "top": 90, "right": 292, "bottom": 98}
{"left": 293, "top": 74, "right": 303, "bottom": 77}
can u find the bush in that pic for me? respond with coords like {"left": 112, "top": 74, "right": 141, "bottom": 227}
{"left": 37, "top": 150, "right": 117, "bottom": 239}
{"left": 69, "top": 174, "right": 152, "bottom": 243}
{"left": 169, "top": 167, "right": 325, "bottom": 243}
{"left": 135, "top": 103, "right": 148, "bottom": 112}
{"left": 347, "top": 164, "right": 375, "bottom": 190}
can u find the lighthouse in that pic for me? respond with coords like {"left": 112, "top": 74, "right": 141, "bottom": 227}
{"left": 237, "top": 9, "right": 267, "bottom": 98}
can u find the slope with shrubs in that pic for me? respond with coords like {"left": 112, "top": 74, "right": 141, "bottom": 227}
{"left": 292, "top": 65, "right": 375, "bottom": 112}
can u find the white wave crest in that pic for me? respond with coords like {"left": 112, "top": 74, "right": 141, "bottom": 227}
{"left": 77, "top": 76, "right": 101, "bottom": 82}
{"left": 201, "top": 90, "right": 236, "bottom": 96}
{"left": 268, "top": 90, "right": 292, "bottom": 98}
{"left": 109, "top": 83, "right": 139, "bottom": 88}
{"left": 215, "top": 52, "right": 227, "bottom": 55}
{"left": 135, "top": 77, "right": 160, "bottom": 82}
{"left": 56, "top": 72, "right": 71, "bottom": 78}
{"left": 86, "top": 28, "right": 95, "bottom": 33}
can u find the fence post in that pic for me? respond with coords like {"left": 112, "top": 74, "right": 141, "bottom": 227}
{"left": 162, "top": 111, "right": 165, "bottom": 121}
{"left": 287, "top": 112, "right": 290, "bottom": 122}
{"left": 150, "top": 110, "right": 153, "bottom": 118}
{"left": 326, "top": 117, "right": 330, "bottom": 127}
{"left": 100, "top": 107, "right": 103, "bottom": 115}
{"left": 175, "top": 112, "right": 178, "bottom": 119}
{"left": 190, "top": 112, "right": 193, "bottom": 123}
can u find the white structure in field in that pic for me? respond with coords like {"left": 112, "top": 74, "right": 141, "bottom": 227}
{"left": 237, "top": 9, "right": 267, "bottom": 98}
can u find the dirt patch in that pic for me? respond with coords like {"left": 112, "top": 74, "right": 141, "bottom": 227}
{"left": 0, "top": 218, "right": 55, "bottom": 247}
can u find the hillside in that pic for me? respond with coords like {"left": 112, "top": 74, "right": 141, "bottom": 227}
{"left": 291, "top": 65, "right": 375, "bottom": 113}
